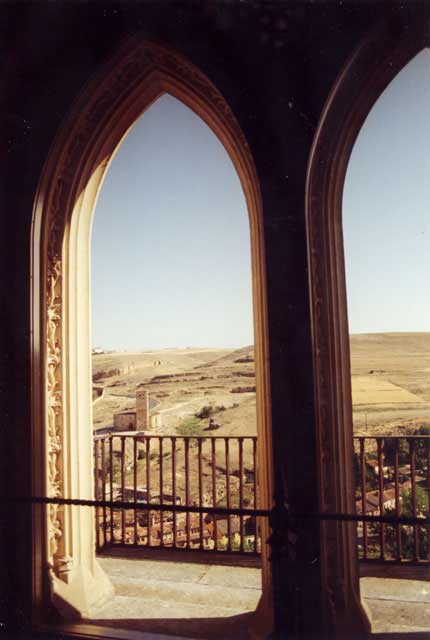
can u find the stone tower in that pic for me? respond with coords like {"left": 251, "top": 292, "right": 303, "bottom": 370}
{"left": 136, "top": 387, "right": 149, "bottom": 430}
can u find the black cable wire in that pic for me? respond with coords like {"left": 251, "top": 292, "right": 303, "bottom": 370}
{"left": 2, "top": 494, "right": 430, "bottom": 526}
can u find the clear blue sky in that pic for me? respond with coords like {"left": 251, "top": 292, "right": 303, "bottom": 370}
{"left": 93, "top": 51, "right": 430, "bottom": 350}
{"left": 91, "top": 94, "right": 253, "bottom": 351}
{"left": 344, "top": 49, "right": 430, "bottom": 334}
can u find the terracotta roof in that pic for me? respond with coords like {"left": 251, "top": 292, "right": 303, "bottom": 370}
{"left": 356, "top": 489, "right": 397, "bottom": 514}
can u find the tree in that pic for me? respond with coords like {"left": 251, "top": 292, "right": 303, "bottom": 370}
{"left": 176, "top": 417, "right": 201, "bottom": 437}
{"left": 383, "top": 437, "right": 410, "bottom": 467}
{"left": 400, "top": 485, "right": 427, "bottom": 516}
{"left": 383, "top": 487, "right": 429, "bottom": 560}
{"left": 413, "top": 425, "right": 430, "bottom": 471}
{"left": 195, "top": 405, "right": 214, "bottom": 420}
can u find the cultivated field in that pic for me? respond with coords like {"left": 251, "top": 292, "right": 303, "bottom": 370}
{"left": 350, "top": 333, "right": 430, "bottom": 434}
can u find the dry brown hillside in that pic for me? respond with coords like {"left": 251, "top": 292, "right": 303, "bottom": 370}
{"left": 92, "top": 335, "right": 430, "bottom": 503}
{"left": 92, "top": 346, "right": 256, "bottom": 436}
{"left": 93, "top": 333, "right": 430, "bottom": 439}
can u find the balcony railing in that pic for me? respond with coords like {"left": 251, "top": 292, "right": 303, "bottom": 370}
{"left": 93, "top": 433, "right": 430, "bottom": 563}
{"left": 93, "top": 433, "right": 260, "bottom": 555}
{"left": 354, "top": 435, "right": 430, "bottom": 564}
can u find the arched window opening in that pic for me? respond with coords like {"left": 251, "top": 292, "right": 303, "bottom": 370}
{"left": 31, "top": 40, "right": 273, "bottom": 638}
{"left": 344, "top": 49, "right": 430, "bottom": 634}
{"left": 89, "top": 94, "right": 263, "bottom": 636}
{"left": 306, "top": 18, "right": 430, "bottom": 637}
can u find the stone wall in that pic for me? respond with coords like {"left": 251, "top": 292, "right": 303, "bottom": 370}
{"left": 149, "top": 412, "right": 162, "bottom": 429}
{"left": 113, "top": 411, "right": 136, "bottom": 431}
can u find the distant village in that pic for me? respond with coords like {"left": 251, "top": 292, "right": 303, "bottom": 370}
{"left": 95, "top": 383, "right": 259, "bottom": 552}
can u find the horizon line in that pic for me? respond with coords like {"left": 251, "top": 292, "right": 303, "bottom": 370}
{"left": 92, "top": 331, "right": 430, "bottom": 353}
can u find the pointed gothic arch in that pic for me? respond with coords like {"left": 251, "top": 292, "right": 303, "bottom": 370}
{"left": 31, "top": 37, "right": 273, "bottom": 625}
{"left": 306, "top": 14, "right": 429, "bottom": 636}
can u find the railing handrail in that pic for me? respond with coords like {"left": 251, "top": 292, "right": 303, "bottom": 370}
{"left": 354, "top": 435, "right": 430, "bottom": 440}
{"left": 95, "top": 433, "right": 430, "bottom": 440}
{"left": 94, "top": 432, "right": 258, "bottom": 441}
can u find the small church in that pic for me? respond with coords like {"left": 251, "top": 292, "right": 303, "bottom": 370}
{"left": 113, "top": 386, "right": 162, "bottom": 432}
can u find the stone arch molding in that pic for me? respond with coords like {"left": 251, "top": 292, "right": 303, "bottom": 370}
{"left": 306, "top": 14, "right": 429, "bottom": 638}
{"left": 31, "top": 38, "right": 273, "bottom": 621}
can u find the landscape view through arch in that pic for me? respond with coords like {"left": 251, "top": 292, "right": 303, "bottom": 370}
{"left": 344, "top": 49, "right": 430, "bottom": 625}
{"left": 89, "top": 51, "right": 430, "bottom": 634}
{"left": 89, "top": 94, "right": 262, "bottom": 634}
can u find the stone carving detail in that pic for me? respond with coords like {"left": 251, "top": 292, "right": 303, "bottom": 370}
{"left": 44, "top": 38, "right": 255, "bottom": 581}
{"left": 46, "top": 244, "right": 63, "bottom": 574}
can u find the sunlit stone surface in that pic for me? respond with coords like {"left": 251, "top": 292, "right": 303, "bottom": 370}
{"left": 86, "top": 554, "right": 262, "bottom": 639}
